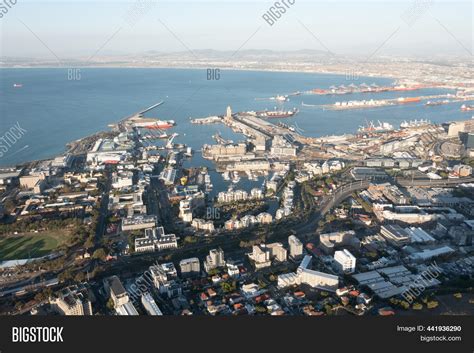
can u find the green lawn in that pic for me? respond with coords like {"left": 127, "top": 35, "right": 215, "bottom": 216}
{"left": 0, "top": 233, "right": 63, "bottom": 260}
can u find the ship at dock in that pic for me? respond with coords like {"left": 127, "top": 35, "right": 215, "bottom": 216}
{"left": 461, "top": 104, "right": 474, "bottom": 112}
{"left": 190, "top": 115, "right": 222, "bottom": 124}
{"left": 257, "top": 108, "right": 299, "bottom": 119}
{"left": 425, "top": 100, "right": 449, "bottom": 106}
{"left": 397, "top": 97, "right": 421, "bottom": 104}
{"left": 400, "top": 119, "right": 431, "bottom": 129}
{"left": 358, "top": 120, "right": 394, "bottom": 134}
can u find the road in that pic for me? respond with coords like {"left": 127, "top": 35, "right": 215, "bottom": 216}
{"left": 97, "top": 180, "right": 372, "bottom": 279}
{"left": 396, "top": 176, "right": 474, "bottom": 187}
{"left": 12, "top": 173, "right": 469, "bottom": 298}
{"left": 293, "top": 180, "right": 370, "bottom": 235}
{"left": 95, "top": 166, "right": 112, "bottom": 246}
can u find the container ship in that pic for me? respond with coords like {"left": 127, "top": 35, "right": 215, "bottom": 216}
{"left": 132, "top": 119, "right": 176, "bottom": 129}
{"left": 257, "top": 108, "right": 298, "bottom": 119}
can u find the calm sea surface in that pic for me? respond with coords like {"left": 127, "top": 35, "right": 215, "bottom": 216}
{"left": 0, "top": 68, "right": 467, "bottom": 169}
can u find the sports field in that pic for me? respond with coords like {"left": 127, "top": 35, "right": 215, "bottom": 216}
{"left": 0, "top": 232, "right": 64, "bottom": 260}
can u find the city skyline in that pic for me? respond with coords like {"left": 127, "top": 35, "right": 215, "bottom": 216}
{"left": 0, "top": 0, "right": 473, "bottom": 348}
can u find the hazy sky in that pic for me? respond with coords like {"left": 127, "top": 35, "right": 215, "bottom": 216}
{"left": 0, "top": 0, "right": 472, "bottom": 58}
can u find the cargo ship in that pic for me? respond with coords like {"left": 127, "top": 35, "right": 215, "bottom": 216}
{"left": 461, "top": 104, "right": 474, "bottom": 112}
{"left": 132, "top": 119, "right": 176, "bottom": 129}
{"left": 257, "top": 108, "right": 298, "bottom": 119}
{"left": 392, "top": 84, "right": 422, "bottom": 91}
{"left": 397, "top": 97, "right": 421, "bottom": 104}
{"left": 425, "top": 100, "right": 449, "bottom": 106}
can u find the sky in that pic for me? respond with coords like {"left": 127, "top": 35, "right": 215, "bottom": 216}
{"left": 0, "top": 0, "right": 472, "bottom": 59}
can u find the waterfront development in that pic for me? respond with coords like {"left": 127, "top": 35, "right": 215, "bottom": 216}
{"left": 0, "top": 65, "right": 473, "bottom": 318}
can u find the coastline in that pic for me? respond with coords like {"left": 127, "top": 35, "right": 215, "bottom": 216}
{"left": 0, "top": 64, "right": 396, "bottom": 81}
{"left": 1, "top": 66, "right": 465, "bottom": 169}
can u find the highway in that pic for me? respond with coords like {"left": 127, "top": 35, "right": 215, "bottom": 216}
{"left": 95, "top": 166, "right": 112, "bottom": 246}
{"left": 396, "top": 176, "right": 474, "bottom": 187}
{"left": 293, "top": 180, "right": 370, "bottom": 235}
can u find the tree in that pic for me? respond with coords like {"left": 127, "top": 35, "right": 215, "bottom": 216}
{"left": 106, "top": 298, "right": 115, "bottom": 311}
{"left": 74, "top": 272, "right": 86, "bottom": 283}
{"left": 324, "top": 304, "right": 333, "bottom": 315}
{"left": 221, "top": 281, "right": 236, "bottom": 293}
{"left": 184, "top": 236, "right": 197, "bottom": 244}
{"left": 58, "top": 269, "right": 73, "bottom": 283}
{"left": 207, "top": 268, "right": 219, "bottom": 276}
{"left": 92, "top": 248, "right": 107, "bottom": 261}
{"left": 84, "top": 236, "right": 95, "bottom": 249}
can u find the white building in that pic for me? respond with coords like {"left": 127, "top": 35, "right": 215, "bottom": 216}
{"left": 191, "top": 218, "right": 215, "bottom": 233}
{"left": 141, "top": 293, "right": 163, "bottom": 316}
{"left": 204, "top": 248, "right": 226, "bottom": 272}
{"left": 278, "top": 255, "right": 339, "bottom": 291}
{"left": 111, "top": 171, "right": 133, "bottom": 189}
{"left": 288, "top": 235, "right": 303, "bottom": 259}
{"left": 266, "top": 243, "right": 288, "bottom": 262}
{"left": 334, "top": 249, "right": 356, "bottom": 274}
{"left": 135, "top": 226, "right": 177, "bottom": 253}
{"left": 248, "top": 245, "right": 272, "bottom": 269}
{"left": 179, "top": 257, "right": 200, "bottom": 277}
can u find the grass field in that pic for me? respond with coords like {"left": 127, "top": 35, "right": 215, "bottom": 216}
{"left": 0, "top": 232, "right": 66, "bottom": 260}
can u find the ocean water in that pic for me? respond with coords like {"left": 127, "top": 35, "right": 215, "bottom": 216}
{"left": 0, "top": 68, "right": 468, "bottom": 168}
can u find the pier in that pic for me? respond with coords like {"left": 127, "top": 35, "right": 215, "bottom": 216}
{"left": 116, "top": 101, "right": 165, "bottom": 131}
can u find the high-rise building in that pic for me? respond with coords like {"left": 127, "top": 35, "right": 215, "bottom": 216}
{"left": 205, "top": 248, "right": 226, "bottom": 272}
{"left": 50, "top": 284, "right": 92, "bottom": 316}
{"left": 141, "top": 293, "right": 163, "bottom": 316}
{"left": 288, "top": 235, "right": 303, "bottom": 259}
{"left": 248, "top": 245, "right": 272, "bottom": 269}
{"left": 180, "top": 257, "right": 201, "bottom": 277}
{"left": 334, "top": 249, "right": 357, "bottom": 274}
{"left": 104, "top": 276, "right": 129, "bottom": 308}
{"left": 266, "top": 243, "right": 288, "bottom": 262}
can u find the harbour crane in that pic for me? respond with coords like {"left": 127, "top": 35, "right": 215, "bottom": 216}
{"left": 166, "top": 133, "right": 179, "bottom": 149}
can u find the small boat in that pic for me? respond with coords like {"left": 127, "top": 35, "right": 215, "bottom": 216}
{"left": 461, "top": 104, "right": 474, "bottom": 112}
{"left": 270, "top": 95, "right": 289, "bottom": 102}
{"left": 231, "top": 171, "right": 240, "bottom": 184}
{"left": 13, "top": 83, "right": 23, "bottom": 88}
